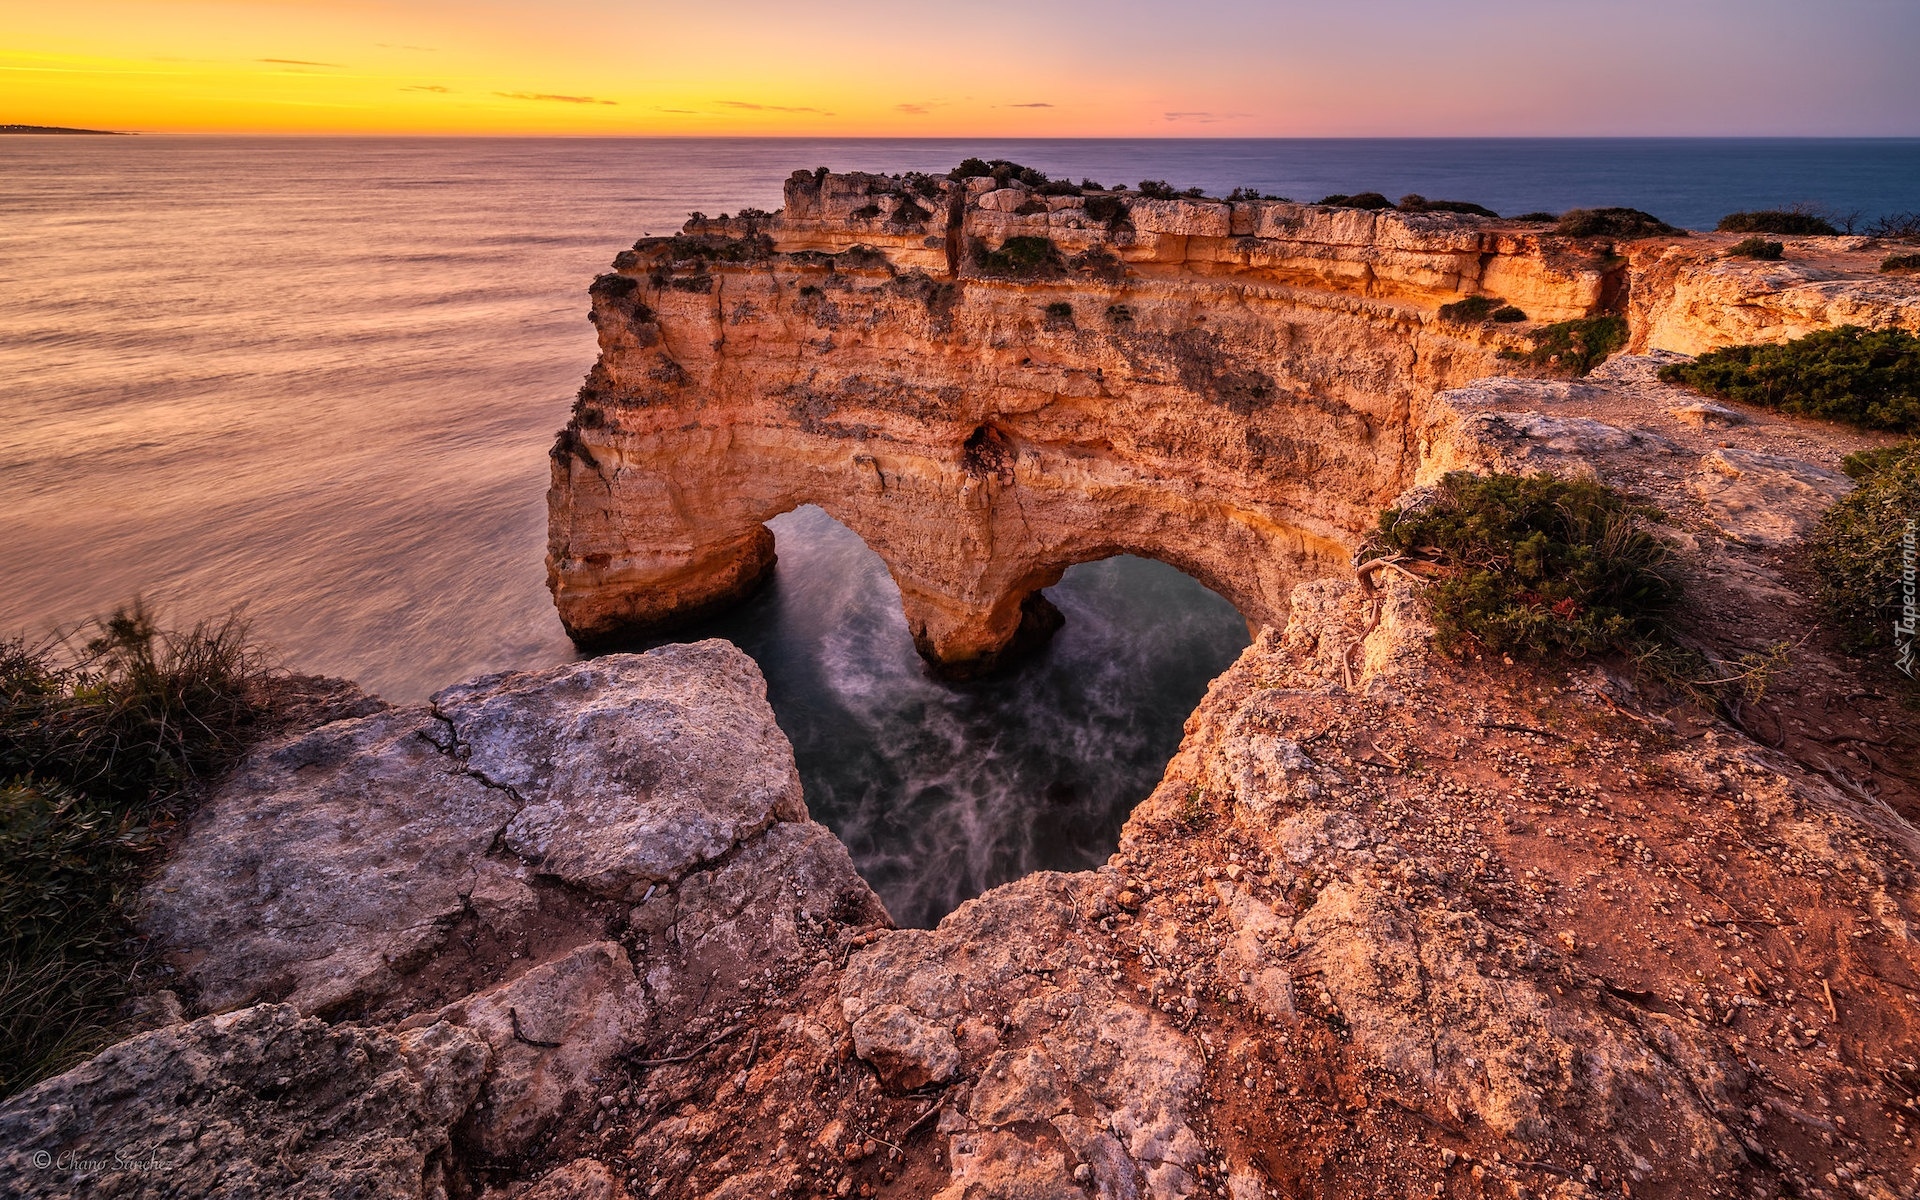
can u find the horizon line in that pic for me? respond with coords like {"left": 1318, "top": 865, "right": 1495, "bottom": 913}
{"left": 18, "top": 131, "right": 1920, "bottom": 140}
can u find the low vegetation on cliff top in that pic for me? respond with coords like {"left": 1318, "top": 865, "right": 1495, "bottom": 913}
{"left": 1554, "top": 207, "right": 1680, "bottom": 238}
{"left": 1807, "top": 440, "right": 1920, "bottom": 676}
{"left": 1726, "top": 237, "right": 1785, "bottom": 260}
{"left": 1658, "top": 326, "right": 1920, "bottom": 434}
{"left": 1365, "top": 472, "right": 1681, "bottom": 663}
{"left": 1717, "top": 209, "right": 1840, "bottom": 236}
{"left": 1499, "top": 315, "right": 1629, "bottom": 378}
{"left": 1, "top": 604, "right": 267, "bottom": 1095}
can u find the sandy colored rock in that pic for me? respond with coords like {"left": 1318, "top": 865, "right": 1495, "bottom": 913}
{"left": 0, "top": 1006, "right": 489, "bottom": 1199}
{"left": 1668, "top": 399, "right": 1747, "bottom": 428}
{"left": 1689, "top": 445, "right": 1852, "bottom": 548}
{"left": 139, "top": 706, "right": 519, "bottom": 1015}
{"left": 520, "top": 1159, "right": 628, "bottom": 1200}
{"left": 421, "top": 941, "right": 647, "bottom": 1157}
{"left": 433, "top": 641, "right": 808, "bottom": 899}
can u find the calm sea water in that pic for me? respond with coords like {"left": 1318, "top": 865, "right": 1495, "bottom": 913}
{"left": 4, "top": 137, "right": 1913, "bottom": 923}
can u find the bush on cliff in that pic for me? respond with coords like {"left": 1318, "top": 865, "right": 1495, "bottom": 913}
{"left": 1657, "top": 326, "right": 1920, "bottom": 434}
{"left": 1316, "top": 192, "right": 1394, "bottom": 211}
{"left": 1366, "top": 472, "right": 1681, "bottom": 661}
{"left": 1398, "top": 194, "right": 1500, "bottom": 218}
{"left": 1807, "top": 441, "right": 1920, "bottom": 667}
{"left": 1082, "top": 195, "right": 1132, "bottom": 232}
{"left": 971, "top": 236, "right": 1063, "bottom": 279}
{"left": 1868, "top": 211, "right": 1920, "bottom": 240}
{"left": 1439, "top": 295, "right": 1528, "bottom": 325}
{"left": 1499, "top": 315, "right": 1628, "bottom": 377}
{"left": 1717, "top": 209, "right": 1837, "bottom": 236}
{"left": 950, "top": 158, "right": 1049, "bottom": 188}
{"left": 2, "top": 603, "right": 268, "bottom": 1095}
{"left": 1726, "top": 237, "right": 1785, "bottom": 260}
{"left": 1554, "top": 208, "right": 1680, "bottom": 238}
{"left": 1882, "top": 254, "right": 1920, "bottom": 274}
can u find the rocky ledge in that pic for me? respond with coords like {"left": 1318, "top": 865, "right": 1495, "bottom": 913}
{"left": 6, "top": 341, "right": 1919, "bottom": 1200}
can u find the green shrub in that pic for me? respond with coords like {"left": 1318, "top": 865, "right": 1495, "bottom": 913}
{"left": 1806, "top": 440, "right": 1919, "bottom": 664}
{"left": 1657, "top": 326, "right": 1920, "bottom": 433}
{"left": 1044, "top": 301, "right": 1074, "bottom": 320}
{"left": 1726, "top": 237, "right": 1784, "bottom": 260}
{"left": 971, "top": 236, "right": 1063, "bottom": 279}
{"left": 1717, "top": 210, "right": 1838, "bottom": 236}
{"left": 1514, "top": 211, "right": 1557, "bottom": 223}
{"left": 1082, "top": 195, "right": 1132, "bottom": 232}
{"left": 1317, "top": 192, "right": 1393, "bottom": 210}
{"left": 2, "top": 603, "right": 266, "bottom": 1094}
{"left": 850, "top": 202, "right": 882, "bottom": 220}
{"left": 1366, "top": 472, "right": 1680, "bottom": 660}
{"left": 887, "top": 197, "right": 932, "bottom": 227}
{"left": 1106, "top": 304, "right": 1134, "bottom": 325}
{"left": 949, "top": 158, "right": 1048, "bottom": 187}
{"left": 836, "top": 244, "right": 891, "bottom": 269}
{"left": 1035, "top": 180, "right": 1082, "bottom": 197}
{"left": 1398, "top": 194, "right": 1499, "bottom": 218}
{"left": 1137, "top": 180, "right": 1179, "bottom": 199}
{"left": 1555, "top": 208, "right": 1679, "bottom": 238}
{"left": 1500, "top": 315, "right": 1628, "bottom": 377}
{"left": 1438, "top": 295, "right": 1526, "bottom": 325}
{"left": 1882, "top": 254, "right": 1920, "bottom": 273}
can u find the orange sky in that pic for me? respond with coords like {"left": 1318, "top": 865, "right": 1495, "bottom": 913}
{"left": 5, "top": 0, "right": 1916, "bottom": 136}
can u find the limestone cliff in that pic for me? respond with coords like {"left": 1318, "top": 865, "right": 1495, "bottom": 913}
{"left": 547, "top": 171, "right": 1914, "bottom": 672}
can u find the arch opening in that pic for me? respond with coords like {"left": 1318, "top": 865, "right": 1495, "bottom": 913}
{"left": 631, "top": 504, "right": 1251, "bottom": 928}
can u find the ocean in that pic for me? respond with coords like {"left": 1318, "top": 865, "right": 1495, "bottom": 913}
{"left": 3, "top": 136, "right": 1914, "bottom": 924}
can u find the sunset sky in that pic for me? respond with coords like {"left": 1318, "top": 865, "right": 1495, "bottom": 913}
{"left": 6, "top": 0, "right": 1918, "bottom": 136}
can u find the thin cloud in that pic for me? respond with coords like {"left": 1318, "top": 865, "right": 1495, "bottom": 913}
{"left": 719, "top": 100, "right": 835, "bottom": 116}
{"left": 897, "top": 103, "right": 933, "bottom": 116}
{"left": 1007, "top": 102, "right": 1054, "bottom": 108}
{"left": 1163, "top": 110, "right": 1250, "bottom": 123}
{"left": 497, "top": 91, "right": 617, "bottom": 106}
{"left": 656, "top": 107, "right": 700, "bottom": 114}
{"left": 401, "top": 85, "right": 452, "bottom": 93}
{"left": 259, "top": 58, "right": 344, "bottom": 68}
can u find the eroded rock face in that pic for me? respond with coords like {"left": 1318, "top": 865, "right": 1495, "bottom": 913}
{"left": 548, "top": 175, "right": 1915, "bottom": 674}
{"left": 0, "top": 1006, "right": 489, "bottom": 1200}
{"left": 548, "top": 176, "right": 1622, "bottom": 671}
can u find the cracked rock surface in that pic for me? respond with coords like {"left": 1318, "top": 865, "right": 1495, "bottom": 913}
{"left": 0, "top": 1005, "right": 490, "bottom": 1199}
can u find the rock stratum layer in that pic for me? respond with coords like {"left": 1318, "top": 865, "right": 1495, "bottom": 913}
{"left": 547, "top": 170, "right": 1914, "bottom": 670}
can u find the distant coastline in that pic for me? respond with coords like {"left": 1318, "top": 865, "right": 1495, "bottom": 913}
{"left": 1, "top": 124, "right": 129, "bottom": 135}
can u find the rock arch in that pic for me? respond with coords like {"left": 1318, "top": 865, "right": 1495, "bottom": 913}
{"left": 548, "top": 167, "right": 1643, "bottom": 673}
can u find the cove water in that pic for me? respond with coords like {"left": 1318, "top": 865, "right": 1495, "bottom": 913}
{"left": 4, "top": 137, "right": 1914, "bottom": 924}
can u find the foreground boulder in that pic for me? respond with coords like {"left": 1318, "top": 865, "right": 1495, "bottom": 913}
{"left": 0, "top": 1006, "right": 489, "bottom": 1199}
{"left": 1, "top": 642, "right": 888, "bottom": 1198}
